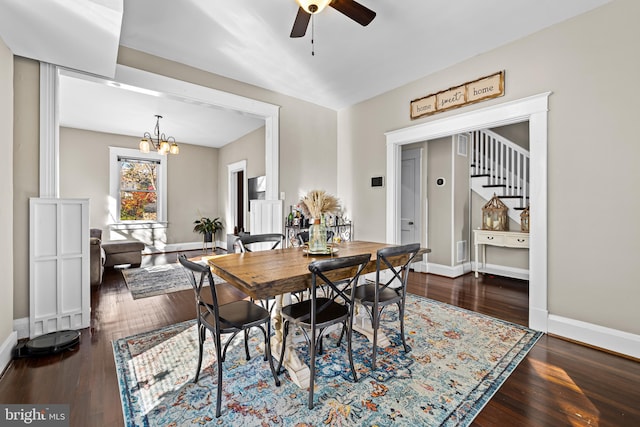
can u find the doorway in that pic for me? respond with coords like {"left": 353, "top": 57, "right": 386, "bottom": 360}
{"left": 228, "top": 160, "right": 247, "bottom": 234}
{"left": 385, "top": 92, "right": 550, "bottom": 332}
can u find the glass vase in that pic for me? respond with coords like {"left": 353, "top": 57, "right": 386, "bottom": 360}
{"left": 308, "top": 218, "right": 328, "bottom": 253}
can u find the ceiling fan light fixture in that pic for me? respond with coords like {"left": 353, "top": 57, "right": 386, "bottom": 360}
{"left": 296, "top": 0, "right": 331, "bottom": 14}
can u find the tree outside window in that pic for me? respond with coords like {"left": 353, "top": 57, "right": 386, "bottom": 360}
{"left": 119, "top": 158, "right": 158, "bottom": 221}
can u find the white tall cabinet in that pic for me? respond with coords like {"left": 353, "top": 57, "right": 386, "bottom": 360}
{"left": 29, "top": 198, "right": 90, "bottom": 338}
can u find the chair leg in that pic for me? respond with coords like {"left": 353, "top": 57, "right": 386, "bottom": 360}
{"left": 194, "top": 323, "right": 206, "bottom": 382}
{"left": 371, "top": 309, "right": 379, "bottom": 370}
{"left": 213, "top": 331, "right": 224, "bottom": 418}
{"left": 276, "top": 321, "right": 289, "bottom": 375}
{"left": 337, "top": 323, "right": 346, "bottom": 347}
{"left": 244, "top": 329, "right": 251, "bottom": 360}
{"left": 346, "top": 321, "right": 358, "bottom": 382}
{"left": 264, "top": 321, "right": 281, "bottom": 386}
{"left": 399, "top": 301, "right": 409, "bottom": 353}
{"left": 308, "top": 327, "right": 317, "bottom": 409}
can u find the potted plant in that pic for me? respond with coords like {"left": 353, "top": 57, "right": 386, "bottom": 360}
{"left": 193, "top": 216, "right": 224, "bottom": 247}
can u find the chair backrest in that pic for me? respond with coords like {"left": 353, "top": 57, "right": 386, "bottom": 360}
{"left": 308, "top": 253, "right": 371, "bottom": 317}
{"left": 297, "top": 230, "right": 335, "bottom": 246}
{"left": 178, "top": 254, "right": 221, "bottom": 322}
{"left": 375, "top": 243, "right": 422, "bottom": 293}
{"left": 236, "top": 233, "right": 284, "bottom": 252}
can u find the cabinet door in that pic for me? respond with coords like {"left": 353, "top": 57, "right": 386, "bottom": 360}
{"left": 30, "top": 198, "right": 90, "bottom": 337}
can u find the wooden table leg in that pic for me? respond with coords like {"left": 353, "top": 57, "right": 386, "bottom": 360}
{"left": 352, "top": 302, "right": 391, "bottom": 348}
{"left": 270, "top": 293, "right": 310, "bottom": 389}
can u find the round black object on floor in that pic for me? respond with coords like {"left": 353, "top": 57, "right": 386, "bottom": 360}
{"left": 14, "top": 330, "right": 80, "bottom": 358}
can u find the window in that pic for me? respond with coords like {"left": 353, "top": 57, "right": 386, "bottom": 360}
{"left": 109, "top": 147, "right": 167, "bottom": 224}
{"left": 119, "top": 157, "right": 159, "bottom": 221}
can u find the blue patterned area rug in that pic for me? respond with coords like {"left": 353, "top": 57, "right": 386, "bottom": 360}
{"left": 121, "top": 262, "right": 225, "bottom": 299}
{"left": 113, "top": 294, "right": 541, "bottom": 426}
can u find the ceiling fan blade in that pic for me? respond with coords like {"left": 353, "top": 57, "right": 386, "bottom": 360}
{"left": 330, "top": 0, "right": 376, "bottom": 26}
{"left": 290, "top": 7, "right": 311, "bottom": 38}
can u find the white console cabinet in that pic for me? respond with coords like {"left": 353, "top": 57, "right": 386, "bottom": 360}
{"left": 473, "top": 229, "right": 529, "bottom": 278}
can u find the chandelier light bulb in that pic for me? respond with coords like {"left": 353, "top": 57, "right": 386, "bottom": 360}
{"left": 139, "top": 138, "right": 150, "bottom": 153}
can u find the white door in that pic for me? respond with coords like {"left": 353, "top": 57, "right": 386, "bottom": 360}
{"left": 401, "top": 148, "right": 421, "bottom": 245}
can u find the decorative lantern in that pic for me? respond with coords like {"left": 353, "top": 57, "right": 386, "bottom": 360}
{"left": 520, "top": 206, "right": 530, "bottom": 233}
{"left": 482, "top": 193, "right": 508, "bottom": 231}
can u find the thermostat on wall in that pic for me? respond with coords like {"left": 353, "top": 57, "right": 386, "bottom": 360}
{"left": 371, "top": 176, "right": 384, "bottom": 187}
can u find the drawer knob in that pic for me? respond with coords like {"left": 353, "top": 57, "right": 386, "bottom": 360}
{"left": 517, "top": 238, "right": 525, "bottom": 242}
{"left": 487, "top": 236, "right": 494, "bottom": 240}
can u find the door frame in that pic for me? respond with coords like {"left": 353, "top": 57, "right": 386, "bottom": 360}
{"left": 385, "top": 92, "right": 550, "bottom": 332}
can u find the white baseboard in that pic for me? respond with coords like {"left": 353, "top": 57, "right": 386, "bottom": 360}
{"left": 548, "top": 315, "right": 640, "bottom": 359}
{"left": 14, "top": 317, "right": 29, "bottom": 340}
{"left": 0, "top": 330, "right": 17, "bottom": 375}
{"left": 422, "top": 262, "right": 472, "bottom": 278}
{"left": 471, "top": 261, "right": 529, "bottom": 280}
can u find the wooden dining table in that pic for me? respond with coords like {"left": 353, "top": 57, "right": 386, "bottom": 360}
{"left": 206, "top": 240, "right": 429, "bottom": 388}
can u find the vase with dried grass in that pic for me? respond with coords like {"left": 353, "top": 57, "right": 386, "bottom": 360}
{"left": 300, "top": 190, "right": 340, "bottom": 254}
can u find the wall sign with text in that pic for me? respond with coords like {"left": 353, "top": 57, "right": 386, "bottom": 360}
{"left": 410, "top": 71, "right": 505, "bottom": 120}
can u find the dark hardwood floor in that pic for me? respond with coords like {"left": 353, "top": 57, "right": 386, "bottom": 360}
{"left": 1, "top": 250, "right": 638, "bottom": 426}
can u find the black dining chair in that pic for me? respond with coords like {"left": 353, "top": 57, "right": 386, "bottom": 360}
{"left": 235, "top": 233, "right": 286, "bottom": 308}
{"left": 276, "top": 253, "right": 371, "bottom": 409}
{"left": 178, "top": 254, "right": 280, "bottom": 418}
{"left": 236, "top": 233, "right": 285, "bottom": 253}
{"left": 350, "top": 243, "right": 421, "bottom": 370}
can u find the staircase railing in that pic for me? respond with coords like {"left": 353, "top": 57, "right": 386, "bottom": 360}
{"left": 471, "top": 129, "right": 529, "bottom": 208}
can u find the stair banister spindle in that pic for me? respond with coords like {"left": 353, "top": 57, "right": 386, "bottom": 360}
{"left": 499, "top": 141, "right": 504, "bottom": 187}
{"left": 506, "top": 146, "right": 512, "bottom": 196}
{"left": 522, "top": 156, "right": 528, "bottom": 208}
{"left": 479, "top": 131, "right": 484, "bottom": 175}
{"left": 517, "top": 153, "right": 522, "bottom": 197}
{"left": 489, "top": 138, "right": 496, "bottom": 185}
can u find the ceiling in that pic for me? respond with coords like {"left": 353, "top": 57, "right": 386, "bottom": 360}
{"left": 1, "top": 0, "right": 612, "bottom": 147}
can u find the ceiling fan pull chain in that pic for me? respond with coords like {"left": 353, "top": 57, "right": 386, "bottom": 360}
{"left": 311, "top": 14, "right": 315, "bottom": 56}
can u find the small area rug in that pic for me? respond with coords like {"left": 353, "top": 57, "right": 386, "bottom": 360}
{"left": 121, "top": 261, "right": 225, "bottom": 299}
{"left": 113, "top": 294, "right": 541, "bottom": 425}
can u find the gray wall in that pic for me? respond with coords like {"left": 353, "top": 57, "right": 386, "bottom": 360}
{"left": 218, "top": 126, "right": 265, "bottom": 234}
{"left": 338, "top": 0, "right": 639, "bottom": 335}
{"left": 0, "top": 36, "right": 13, "bottom": 348}
{"left": 426, "top": 137, "right": 452, "bottom": 265}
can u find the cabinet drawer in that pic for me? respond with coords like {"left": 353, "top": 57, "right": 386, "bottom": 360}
{"left": 505, "top": 234, "right": 529, "bottom": 247}
{"left": 477, "top": 233, "right": 504, "bottom": 245}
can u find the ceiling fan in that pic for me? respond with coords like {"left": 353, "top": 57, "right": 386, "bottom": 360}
{"left": 290, "top": 0, "right": 376, "bottom": 38}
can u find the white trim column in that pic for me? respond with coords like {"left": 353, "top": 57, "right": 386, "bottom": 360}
{"left": 39, "top": 62, "right": 59, "bottom": 198}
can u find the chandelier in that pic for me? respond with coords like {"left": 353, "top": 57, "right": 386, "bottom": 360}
{"left": 139, "top": 115, "right": 179, "bottom": 155}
